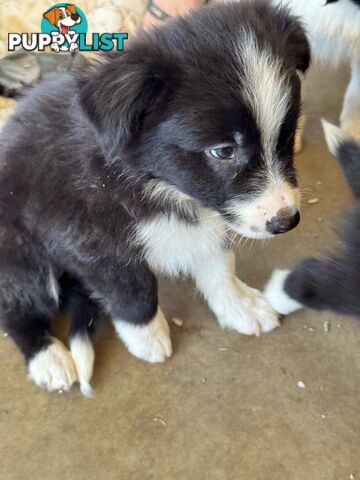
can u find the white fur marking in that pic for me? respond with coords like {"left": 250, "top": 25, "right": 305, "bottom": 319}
{"left": 142, "top": 179, "right": 198, "bottom": 219}
{"left": 28, "top": 338, "right": 77, "bottom": 392}
{"left": 114, "top": 308, "right": 172, "bottom": 363}
{"left": 49, "top": 269, "right": 59, "bottom": 305}
{"left": 264, "top": 269, "right": 303, "bottom": 315}
{"left": 70, "top": 334, "right": 95, "bottom": 397}
{"left": 136, "top": 211, "right": 227, "bottom": 276}
{"left": 321, "top": 119, "right": 351, "bottom": 156}
{"left": 238, "top": 31, "right": 291, "bottom": 158}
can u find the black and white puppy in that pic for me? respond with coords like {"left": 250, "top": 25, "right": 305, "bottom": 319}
{"left": 265, "top": 122, "right": 360, "bottom": 317}
{"left": 0, "top": 1, "right": 310, "bottom": 394}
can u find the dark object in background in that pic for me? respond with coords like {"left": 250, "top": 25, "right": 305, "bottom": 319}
{"left": 0, "top": 51, "right": 76, "bottom": 97}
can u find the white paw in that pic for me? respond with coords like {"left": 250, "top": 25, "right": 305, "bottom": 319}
{"left": 69, "top": 43, "right": 78, "bottom": 53}
{"left": 115, "top": 308, "right": 173, "bottom": 363}
{"left": 264, "top": 269, "right": 303, "bottom": 315}
{"left": 216, "top": 279, "right": 280, "bottom": 336}
{"left": 28, "top": 338, "right": 78, "bottom": 392}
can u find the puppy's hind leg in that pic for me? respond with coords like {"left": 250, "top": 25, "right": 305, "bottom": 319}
{"left": 59, "top": 273, "right": 99, "bottom": 396}
{"left": 0, "top": 227, "right": 77, "bottom": 392}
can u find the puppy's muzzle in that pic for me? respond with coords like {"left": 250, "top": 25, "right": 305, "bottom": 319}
{"left": 266, "top": 207, "right": 300, "bottom": 235}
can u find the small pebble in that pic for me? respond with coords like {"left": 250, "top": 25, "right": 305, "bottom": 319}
{"left": 318, "top": 217, "right": 323, "bottom": 222}
{"left": 308, "top": 327, "right": 314, "bottom": 332}
{"left": 171, "top": 317, "right": 183, "bottom": 327}
{"left": 321, "top": 414, "right": 326, "bottom": 419}
{"left": 349, "top": 474, "right": 354, "bottom": 480}
{"left": 316, "top": 181, "right": 322, "bottom": 185}
{"left": 3, "top": 333, "right": 8, "bottom": 337}
{"left": 153, "top": 416, "right": 167, "bottom": 426}
{"left": 323, "top": 320, "right": 331, "bottom": 333}
{"left": 218, "top": 347, "right": 229, "bottom": 351}
{"left": 297, "top": 380, "right": 306, "bottom": 389}
{"left": 201, "top": 377, "right": 207, "bottom": 384}
{"left": 58, "top": 389, "right": 64, "bottom": 394}
{"left": 308, "top": 198, "right": 319, "bottom": 204}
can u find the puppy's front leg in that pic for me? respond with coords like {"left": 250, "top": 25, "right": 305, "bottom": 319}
{"left": 84, "top": 259, "right": 172, "bottom": 363}
{"left": 193, "top": 249, "right": 279, "bottom": 335}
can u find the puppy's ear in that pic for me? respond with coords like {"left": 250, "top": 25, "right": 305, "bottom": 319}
{"left": 290, "top": 27, "right": 311, "bottom": 73}
{"left": 78, "top": 50, "right": 177, "bottom": 158}
{"left": 43, "top": 7, "right": 57, "bottom": 25}
{"left": 279, "top": 12, "right": 311, "bottom": 73}
{"left": 66, "top": 4, "right": 77, "bottom": 15}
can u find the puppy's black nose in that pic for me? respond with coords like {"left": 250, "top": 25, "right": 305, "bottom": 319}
{"left": 71, "top": 13, "right": 79, "bottom": 20}
{"left": 266, "top": 207, "right": 300, "bottom": 235}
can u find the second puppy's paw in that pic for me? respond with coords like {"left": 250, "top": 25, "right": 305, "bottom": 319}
{"left": 115, "top": 308, "right": 173, "bottom": 363}
{"left": 264, "top": 269, "right": 303, "bottom": 315}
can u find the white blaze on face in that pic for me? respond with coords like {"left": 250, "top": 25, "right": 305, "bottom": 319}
{"left": 225, "top": 32, "right": 298, "bottom": 238}
{"left": 237, "top": 31, "right": 291, "bottom": 161}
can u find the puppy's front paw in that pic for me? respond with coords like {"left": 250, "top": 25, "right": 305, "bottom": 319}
{"left": 264, "top": 269, "right": 303, "bottom": 315}
{"left": 28, "top": 338, "right": 78, "bottom": 392}
{"left": 115, "top": 308, "right": 173, "bottom": 363}
{"left": 216, "top": 280, "right": 280, "bottom": 335}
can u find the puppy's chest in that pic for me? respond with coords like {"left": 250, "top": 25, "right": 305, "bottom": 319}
{"left": 135, "top": 212, "right": 226, "bottom": 276}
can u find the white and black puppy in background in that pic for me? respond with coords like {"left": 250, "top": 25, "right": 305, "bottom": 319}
{"left": 278, "top": 0, "right": 360, "bottom": 149}
{"left": 0, "top": 2, "right": 310, "bottom": 395}
{"left": 265, "top": 122, "right": 360, "bottom": 317}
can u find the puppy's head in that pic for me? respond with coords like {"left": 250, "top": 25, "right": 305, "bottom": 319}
{"left": 79, "top": 1, "right": 310, "bottom": 238}
{"left": 43, "top": 4, "right": 80, "bottom": 33}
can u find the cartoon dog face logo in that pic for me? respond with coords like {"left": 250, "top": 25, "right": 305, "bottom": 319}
{"left": 43, "top": 4, "right": 81, "bottom": 35}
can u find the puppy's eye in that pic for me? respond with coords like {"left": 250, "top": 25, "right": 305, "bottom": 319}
{"left": 208, "top": 144, "right": 235, "bottom": 160}
{"left": 59, "top": 13, "right": 64, "bottom": 18}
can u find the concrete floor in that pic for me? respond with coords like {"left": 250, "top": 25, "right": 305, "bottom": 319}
{"left": 0, "top": 65, "right": 359, "bottom": 480}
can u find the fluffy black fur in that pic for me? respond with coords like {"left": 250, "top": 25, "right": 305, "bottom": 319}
{"left": 283, "top": 136, "right": 360, "bottom": 315}
{"left": 0, "top": 1, "right": 309, "bottom": 375}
